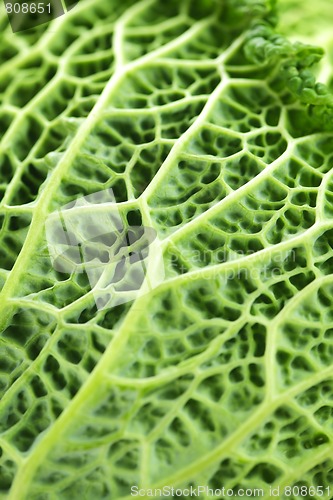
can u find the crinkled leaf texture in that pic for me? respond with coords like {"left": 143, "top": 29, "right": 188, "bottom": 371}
{"left": 1, "top": 0, "right": 333, "bottom": 498}
{"left": 279, "top": 0, "right": 333, "bottom": 96}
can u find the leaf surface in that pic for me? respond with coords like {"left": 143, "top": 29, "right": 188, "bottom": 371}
{"left": 1, "top": 1, "right": 333, "bottom": 498}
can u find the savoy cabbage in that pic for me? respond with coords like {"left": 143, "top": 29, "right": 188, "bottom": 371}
{"left": 1, "top": 0, "right": 333, "bottom": 498}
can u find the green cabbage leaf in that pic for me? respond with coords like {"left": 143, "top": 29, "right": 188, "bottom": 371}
{"left": 1, "top": 0, "right": 333, "bottom": 498}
